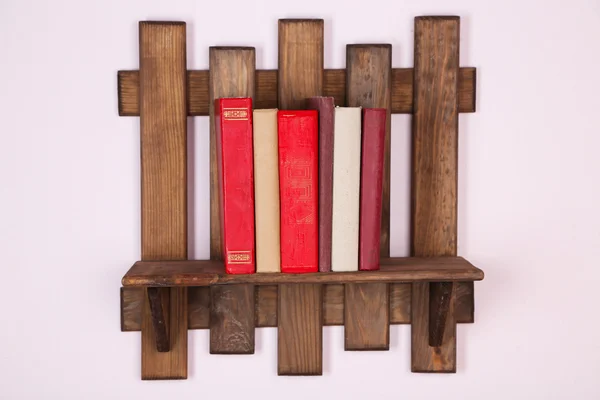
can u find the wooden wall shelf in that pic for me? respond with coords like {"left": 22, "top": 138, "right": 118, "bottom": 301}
{"left": 117, "top": 16, "right": 484, "bottom": 380}
{"left": 122, "top": 257, "right": 483, "bottom": 287}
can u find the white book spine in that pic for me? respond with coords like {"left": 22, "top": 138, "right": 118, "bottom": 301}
{"left": 253, "top": 109, "right": 281, "bottom": 272}
{"left": 331, "top": 107, "right": 362, "bottom": 272}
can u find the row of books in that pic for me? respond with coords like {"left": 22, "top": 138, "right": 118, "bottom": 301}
{"left": 215, "top": 97, "right": 385, "bottom": 274}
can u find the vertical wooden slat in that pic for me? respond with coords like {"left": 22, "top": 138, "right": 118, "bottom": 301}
{"left": 278, "top": 284, "right": 323, "bottom": 375}
{"left": 344, "top": 283, "right": 389, "bottom": 350}
{"left": 278, "top": 19, "right": 324, "bottom": 110}
{"left": 411, "top": 16, "right": 460, "bottom": 373}
{"left": 139, "top": 21, "right": 188, "bottom": 380}
{"left": 208, "top": 47, "right": 256, "bottom": 354}
{"left": 344, "top": 44, "right": 392, "bottom": 350}
{"left": 412, "top": 282, "right": 456, "bottom": 372}
{"left": 210, "top": 285, "right": 255, "bottom": 354}
{"left": 277, "top": 19, "right": 324, "bottom": 375}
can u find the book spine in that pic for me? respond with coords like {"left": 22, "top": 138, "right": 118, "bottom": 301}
{"left": 306, "top": 97, "right": 335, "bottom": 272}
{"left": 253, "top": 109, "right": 281, "bottom": 272}
{"left": 359, "top": 108, "right": 386, "bottom": 271}
{"left": 215, "top": 98, "right": 256, "bottom": 274}
{"left": 331, "top": 107, "right": 362, "bottom": 272}
{"left": 277, "top": 110, "right": 319, "bottom": 273}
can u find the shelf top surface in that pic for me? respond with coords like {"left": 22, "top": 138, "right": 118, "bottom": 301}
{"left": 122, "top": 257, "right": 484, "bottom": 287}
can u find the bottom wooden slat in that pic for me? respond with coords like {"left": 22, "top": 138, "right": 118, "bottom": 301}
{"left": 278, "top": 284, "right": 323, "bottom": 375}
{"left": 456, "top": 281, "right": 474, "bottom": 323}
{"left": 141, "top": 287, "right": 188, "bottom": 380}
{"left": 210, "top": 285, "right": 255, "bottom": 354}
{"left": 344, "top": 283, "right": 389, "bottom": 350}
{"left": 121, "top": 283, "right": 449, "bottom": 331}
{"left": 411, "top": 282, "right": 456, "bottom": 373}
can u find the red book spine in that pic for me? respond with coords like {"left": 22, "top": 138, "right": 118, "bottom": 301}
{"left": 277, "top": 110, "right": 319, "bottom": 273}
{"left": 306, "top": 97, "right": 335, "bottom": 272}
{"left": 215, "top": 98, "right": 256, "bottom": 274}
{"left": 359, "top": 108, "right": 386, "bottom": 271}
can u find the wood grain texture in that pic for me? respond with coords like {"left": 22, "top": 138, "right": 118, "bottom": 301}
{"left": 210, "top": 285, "right": 255, "bottom": 354}
{"left": 117, "top": 67, "right": 475, "bottom": 115}
{"left": 389, "top": 283, "right": 411, "bottom": 324}
{"left": 278, "top": 19, "right": 323, "bottom": 109}
{"left": 345, "top": 283, "right": 389, "bottom": 350}
{"left": 456, "top": 281, "right": 474, "bottom": 323}
{"left": 208, "top": 47, "right": 256, "bottom": 358}
{"left": 412, "top": 282, "right": 456, "bottom": 372}
{"left": 209, "top": 47, "right": 255, "bottom": 261}
{"left": 256, "top": 285, "right": 277, "bottom": 327}
{"left": 345, "top": 46, "right": 392, "bottom": 350}
{"left": 122, "top": 257, "right": 484, "bottom": 287}
{"left": 141, "top": 288, "right": 188, "bottom": 379}
{"left": 429, "top": 281, "right": 453, "bottom": 347}
{"left": 139, "top": 21, "right": 188, "bottom": 380}
{"left": 147, "top": 287, "right": 170, "bottom": 352}
{"left": 346, "top": 44, "right": 391, "bottom": 258}
{"left": 323, "top": 284, "right": 344, "bottom": 325}
{"left": 121, "top": 287, "right": 143, "bottom": 331}
{"left": 410, "top": 16, "right": 460, "bottom": 373}
{"left": 278, "top": 284, "right": 323, "bottom": 375}
{"left": 122, "top": 282, "right": 439, "bottom": 331}
{"left": 275, "top": 18, "right": 324, "bottom": 376}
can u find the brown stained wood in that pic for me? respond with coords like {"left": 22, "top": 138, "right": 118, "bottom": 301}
{"left": 346, "top": 48, "right": 391, "bottom": 352}
{"left": 411, "top": 16, "right": 460, "bottom": 374}
{"left": 323, "top": 284, "right": 344, "bottom": 325}
{"left": 456, "top": 281, "right": 474, "bottom": 323}
{"left": 278, "top": 284, "right": 323, "bottom": 375}
{"left": 188, "top": 286, "right": 210, "bottom": 328}
{"left": 147, "top": 287, "right": 170, "bottom": 352}
{"left": 121, "top": 287, "right": 143, "bottom": 331}
{"left": 276, "top": 18, "right": 325, "bottom": 376}
{"left": 210, "top": 285, "right": 255, "bottom": 354}
{"left": 389, "top": 283, "right": 411, "bottom": 324}
{"left": 122, "top": 281, "right": 454, "bottom": 331}
{"left": 139, "top": 21, "right": 188, "bottom": 380}
{"left": 255, "top": 285, "right": 277, "bottom": 327}
{"left": 209, "top": 47, "right": 255, "bottom": 261}
{"left": 117, "top": 67, "right": 475, "bottom": 115}
{"left": 429, "top": 281, "right": 453, "bottom": 347}
{"left": 344, "top": 283, "right": 389, "bottom": 350}
{"left": 278, "top": 19, "right": 324, "bottom": 109}
{"left": 412, "top": 282, "right": 456, "bottom": 372}
{"left": 122, "top": 257, "right": 483, "bottom": 287}
{"left": 208, "top": 47, "right": 256, "bottom": 357}
{"left": 347, "top": 44, "right": 391, "bottom": 259}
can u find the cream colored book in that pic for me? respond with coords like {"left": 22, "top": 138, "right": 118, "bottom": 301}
{"left": 331, "top": 107, "right": 362, "bottom": 272}
{"left": 253, "top": 109, "right": 281, "bottom": 272}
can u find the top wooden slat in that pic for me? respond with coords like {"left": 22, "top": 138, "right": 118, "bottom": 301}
{"left": 122, "top": 257, "right": 484, "bottom": 287}
{"left": 117, "top": 67, "right": 476, "bottom": 116}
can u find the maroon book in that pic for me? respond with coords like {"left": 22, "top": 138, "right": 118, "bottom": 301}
{"left": 359, "top": 108, "right": 386, "bottom": 271}
{"left": 306, "top": 96, "right": 335, "bottom": 272}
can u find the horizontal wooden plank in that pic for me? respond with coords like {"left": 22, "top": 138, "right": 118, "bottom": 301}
{"left": 122, "top": 281, "right": 470, "bottom": 331}
{"left": 117, "top": 67, "right": 475, "bottom": 116}
{"left": 122, "top": 257, "right": 483, "bottom": 287}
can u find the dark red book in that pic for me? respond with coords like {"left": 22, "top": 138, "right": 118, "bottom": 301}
{"left": 306, "top": 97, "right": 334, "bottom": 272}
{"left": 359, "top": 108, "right": 386, "bottom": 271}
{"left": 277, "top": 110, "right": 319, "bottom": 273}
{"left": 215, "top": 98, "right": 255, "bottom": 274}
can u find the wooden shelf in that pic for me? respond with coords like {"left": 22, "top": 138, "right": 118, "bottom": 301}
{"left": 122, "top": 256, "right": 483, "bottom": 287}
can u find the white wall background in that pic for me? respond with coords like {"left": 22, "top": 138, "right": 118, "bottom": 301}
{"left": 1, "top": 0, "right": 599, "bottom": 398}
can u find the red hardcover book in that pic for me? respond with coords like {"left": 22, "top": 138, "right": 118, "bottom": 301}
{"left": 215, "top": 98, "right": 255, "bottom": 274}
{"left": 306, "top": 97, "right": 335, "bottom": 272}
{"left": 359, "top": 108, "right": 386, "bottom": 271}
{"left": 277, "top": 110, "right": 319, "bottom": 273}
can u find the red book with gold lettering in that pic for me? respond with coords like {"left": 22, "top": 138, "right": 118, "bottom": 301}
{"left": 277, "top": 110, "right": 319, "bottom": 273}
{"left": 215, "top": 98, "right": 255, "bottom": 274}
{"left": 359, "top": 108, "right": 386, "bottom": 271}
